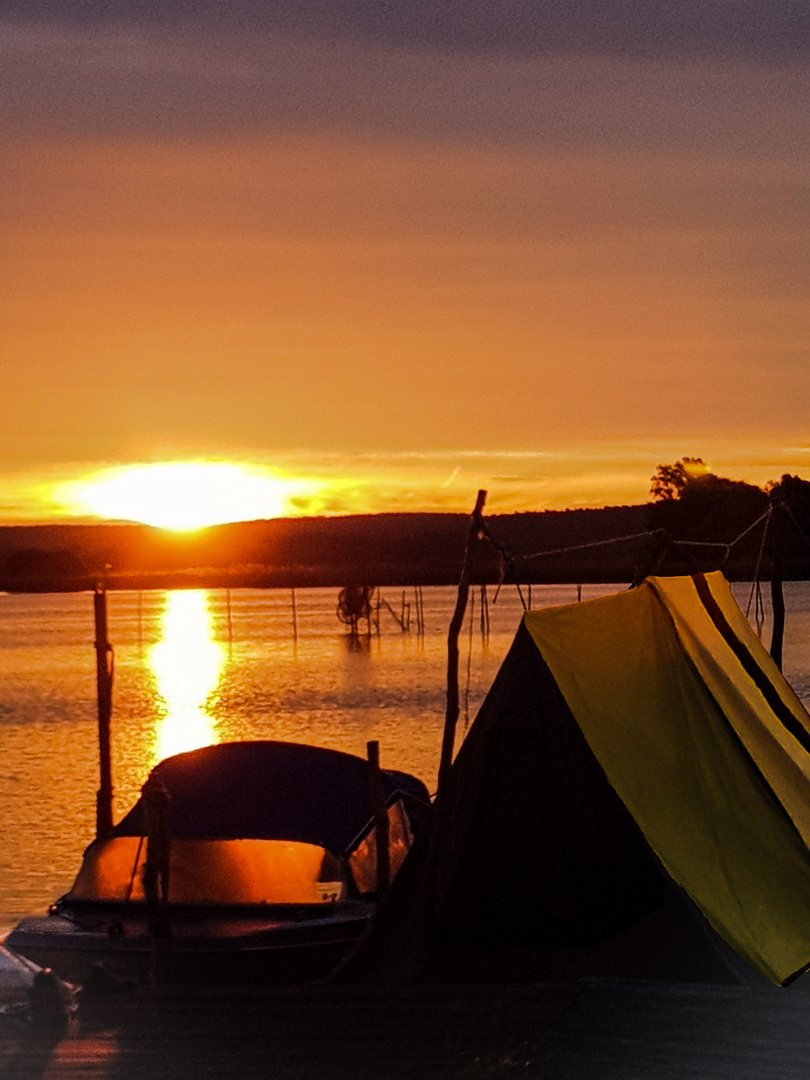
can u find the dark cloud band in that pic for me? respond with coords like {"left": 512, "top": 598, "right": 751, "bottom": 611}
{"left": 3, "top": 0, "right": 809, "bottom": 61}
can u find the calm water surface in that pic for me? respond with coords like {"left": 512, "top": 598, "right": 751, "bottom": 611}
{"left": 2, "top": 581, "right": 809, "bottom": 929}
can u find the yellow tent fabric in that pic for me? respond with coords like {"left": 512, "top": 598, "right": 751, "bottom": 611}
{"left": 525, "top": 574, "right": 810, "bottom": 985}
{"left": 649, "top": 574, "right": 810, "bottom": 847}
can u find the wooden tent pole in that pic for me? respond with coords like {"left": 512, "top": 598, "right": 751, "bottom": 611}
{"left": 94, "top": 584, "right": 114, "bottom": 840}
{"left": 438, "top": 490, "right": 487, "bottom": 794}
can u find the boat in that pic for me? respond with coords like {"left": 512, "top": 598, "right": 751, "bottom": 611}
{"left": 6, "top": 740, "right": 430, "bottom": 985}
{"left": 0, "top": 944, "right": 40, "bottom": 1005}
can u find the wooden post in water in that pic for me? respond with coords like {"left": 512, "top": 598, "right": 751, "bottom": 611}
{"left": 366, "top": 740, "right": 390, "bottom": 898}
{"left": 438, "top": 490, "right": 487, "bottom": 794}
{"left": 770, "top": 502, "right": 786, "bottom": 671}
{"left": 414, "top": 586, "right": 424, "bottom": 637}
{"left": 94, "top": 585, "right": 114, "bottom": 840}
{"left": 291, "top": 588, "right": 298, "bottom": 641}
{"left": 480, "top": 584, "right": 490, "bottom": 645}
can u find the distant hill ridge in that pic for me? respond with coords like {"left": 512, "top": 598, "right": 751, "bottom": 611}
{"left": 0, "top": 501, "right": 804, "bottom": 591}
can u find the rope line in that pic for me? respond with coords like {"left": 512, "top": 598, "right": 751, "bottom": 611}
{"left": 780, "top": 502, "right": 810, "bottom": 555}
{"left": 513, "top": 507, "right": 776, "bottom": 567}
{"left": 746, "top": 507, "right": 773, "bottom": 620}
{"left": 521, "top": 531, "right": 652, "bottom": 560}
{"left": 477, "top": 517, "right": 526, "bottom": 608}
{"left": 475, "top": 498, "right": 808, "bottom": 608}
{"left": 724, "top": 507, "right": 774, "bottom": 551}
{"left": 672, "top": 539, "right": 731, "bottom": 550}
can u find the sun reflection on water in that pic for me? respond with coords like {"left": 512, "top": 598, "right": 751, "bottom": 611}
{"left": 148, "top": 590, "right": 226, "bottom": 766}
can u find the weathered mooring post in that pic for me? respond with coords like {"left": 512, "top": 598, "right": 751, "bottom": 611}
{"left": 438, "top": 489, "right": 487, "bottom": 794}
{"left": 480, "top": 584, "right": 490, "bottom": 644}
{"left": 414, "top": 586, "right": 425, "bottom": 637}
{"left": 94, "top": 585, "right": 114, "bottom": 840}
{"left": 770, "top": 501, "right": 786, "bottom": 671}
{"left": 142, "top": 776, "right": 172, "bottom": 940}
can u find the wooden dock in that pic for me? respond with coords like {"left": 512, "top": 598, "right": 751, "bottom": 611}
{"left": 4, "top": 979, "right": 810, "bottom": 1079}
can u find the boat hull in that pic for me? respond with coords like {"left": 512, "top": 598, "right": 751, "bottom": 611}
{"left": 6, "top": 903, "right": 371, "bottom": 986}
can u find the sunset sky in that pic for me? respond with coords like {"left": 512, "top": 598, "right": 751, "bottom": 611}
{"left": 2, "top": 1, "right": 809, "bottom": 525}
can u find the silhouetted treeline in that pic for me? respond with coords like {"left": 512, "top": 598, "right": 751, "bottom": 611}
{"left": 0, "top": 508, "right": 648, "bottom": 591}
{"left": 644, "top": 464, "right": 810, "bottom": 582}
{"left": 2, "top": 469, "right": 809, "bottom": 593}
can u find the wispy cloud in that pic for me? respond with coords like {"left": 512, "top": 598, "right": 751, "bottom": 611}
{"left": 2, "top": 19, "right": 808, "bottom": 157}
{"left": 3, "top": 441, "right": 810, "bottom": 523}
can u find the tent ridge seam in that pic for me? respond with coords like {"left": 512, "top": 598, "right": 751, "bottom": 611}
{"left": 690, "top": 573, "right": 810, "bottom": 758}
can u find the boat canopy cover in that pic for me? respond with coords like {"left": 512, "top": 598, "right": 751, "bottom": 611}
{"left": 344, "top": 572, "right": 810, "bottom": 987}
{"left": 111, "top": 741, "right": 430, "bottom": 856}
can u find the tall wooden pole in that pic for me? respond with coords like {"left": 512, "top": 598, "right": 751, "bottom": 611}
{"left": 94, "top": 585, "right": 114, "bottom": 840}
{"left": 438, "top": 490, "right": 487, "bottom": 794}
{"left": 770, "top": 503, "right": 786, "bottom": 671}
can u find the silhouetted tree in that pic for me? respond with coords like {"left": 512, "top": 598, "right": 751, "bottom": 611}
{"left": 766, "top": 475, "right": 810, "bottom": 577}
{"left": 768, "top": 474, "right": 810, "bottom": 518}
{"left": 649, "top": 457, "right": 709, "bottom": 502}
{"left": 648, "top": 459, "right": 769, "bottom": 575}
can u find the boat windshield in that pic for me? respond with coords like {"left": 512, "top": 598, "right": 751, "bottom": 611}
{"left": 69, "top": 837, "right": 348, "bottom": 905}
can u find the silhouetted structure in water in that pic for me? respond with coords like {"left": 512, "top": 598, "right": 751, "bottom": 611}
{"left": 337, "top": 585, "right": 376, "bottom": 636}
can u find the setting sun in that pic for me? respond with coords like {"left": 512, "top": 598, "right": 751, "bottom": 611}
{"left": 58, "top": 462, "right": 301, "bottom": 530}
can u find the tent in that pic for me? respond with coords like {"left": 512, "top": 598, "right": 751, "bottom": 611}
{"left": 343, "top": 572, "right": 810, "bottom": 987}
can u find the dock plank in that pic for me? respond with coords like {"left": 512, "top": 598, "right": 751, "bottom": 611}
{"left": 5, "top": 980, "right": 810, "bottom": 1079}
{"left": 1, "top": 983, "right": 578, "bottom": 1079}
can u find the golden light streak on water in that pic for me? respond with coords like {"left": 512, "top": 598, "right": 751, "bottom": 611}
{"left": 147, "top": 590, "right": 226, "bottom": 765}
